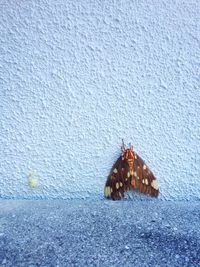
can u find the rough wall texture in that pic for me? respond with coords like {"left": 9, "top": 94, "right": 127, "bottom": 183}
{"left": 0, "top": 0, "right": 199, "bottom": 200}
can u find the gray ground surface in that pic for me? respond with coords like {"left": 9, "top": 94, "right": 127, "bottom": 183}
{"left": 0, "top": 200, "right": 199, "bottom": 267}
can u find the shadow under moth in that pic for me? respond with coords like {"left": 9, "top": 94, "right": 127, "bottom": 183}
{"left": 104, "top": 140, "right": 159, "bottom": 200}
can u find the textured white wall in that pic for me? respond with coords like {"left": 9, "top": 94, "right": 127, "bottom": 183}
{"left": 0, "top": 0, "right": 199, "bottom": 200}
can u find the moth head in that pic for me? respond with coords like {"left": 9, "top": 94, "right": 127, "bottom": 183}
{"left": 121, "top": 140, "right": 135, "bottom": 168}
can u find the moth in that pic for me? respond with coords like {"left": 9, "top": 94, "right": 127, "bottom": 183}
{"left": 104, "top": 140, "right": 159, "bottom": 200}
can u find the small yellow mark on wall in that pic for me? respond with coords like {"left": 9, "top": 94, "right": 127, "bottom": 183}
{"left": 28, "top": 171, "right": 38, "bottom": 188}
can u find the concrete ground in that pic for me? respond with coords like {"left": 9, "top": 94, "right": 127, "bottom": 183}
{"left": 0, "top": 199, "right": 199, "bottom": 267}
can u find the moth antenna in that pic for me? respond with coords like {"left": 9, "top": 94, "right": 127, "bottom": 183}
{"left": 130, "top": 144, "right": 133, "bottom": 150}
{"left": 121, "top": 139, "right": 126, "bottom": 152}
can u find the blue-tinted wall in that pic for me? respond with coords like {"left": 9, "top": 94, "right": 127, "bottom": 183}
{"left": 0, "top": 0, "right": 199, "bottom": 200}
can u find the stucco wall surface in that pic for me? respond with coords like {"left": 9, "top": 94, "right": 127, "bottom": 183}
{"left": 0, "top": 0, "right": 199, "bottom": 200}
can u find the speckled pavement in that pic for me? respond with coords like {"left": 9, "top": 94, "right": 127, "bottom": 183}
{"left": 0, "top": 200, "right": 199, "bottom": 267}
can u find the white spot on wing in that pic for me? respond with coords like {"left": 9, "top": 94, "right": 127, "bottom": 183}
{"left": 151, "top": 180, "right": 159, "bottom": 190}
{"left": 113, "top": 168, "right": 118, "bottom": 174}
{"left": 104, "top": 186, "right": 111, "bottom": 197}
{"left": 116, "top": 182, "right": 119, "bottom": 189}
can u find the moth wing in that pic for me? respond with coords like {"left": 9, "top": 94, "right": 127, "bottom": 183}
{"left": 104, "top": 156, "right": 131, "bottom": 200}
{"left": 131, "top": 153, "right": 159, "bottom": 197}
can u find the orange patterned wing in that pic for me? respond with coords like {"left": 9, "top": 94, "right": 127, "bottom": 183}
{"left": 104, "top": 156, "right": 130, "bottom": 200}
{"left": 131, "top": 153, "right": 159, "bottom": 197}
{"left": 104, "top": 144, "right": 159, "bottom": 200}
